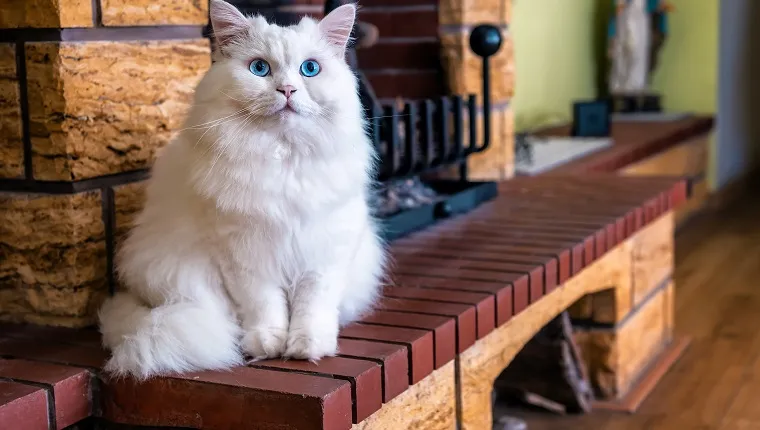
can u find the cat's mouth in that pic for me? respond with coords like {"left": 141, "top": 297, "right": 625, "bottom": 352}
{"left": 277, "top": 102, "right": 298, "bottom": 115}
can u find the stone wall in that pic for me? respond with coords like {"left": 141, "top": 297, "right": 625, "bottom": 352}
{"left": 0, "top": 1, "right": 210, "bottom": 327}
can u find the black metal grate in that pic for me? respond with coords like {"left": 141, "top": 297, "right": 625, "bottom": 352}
{"left": 372, "top": 95, "right": 480, "bottom": 181}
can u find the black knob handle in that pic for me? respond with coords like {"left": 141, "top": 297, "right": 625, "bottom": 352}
{"left": 469, "top": 24, "right": 503, "bottom": 58}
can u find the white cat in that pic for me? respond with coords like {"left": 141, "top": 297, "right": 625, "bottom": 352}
{"left": 98, "top": 0, "right": 386, "bottom": 379}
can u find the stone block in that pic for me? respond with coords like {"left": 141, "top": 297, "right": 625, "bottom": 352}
{"left": 25, "top": 39, "right": 211, "bottom": 181}
{"left": 440, "top": 30, "right": 514, "bottom": 104}
{"left": 466, "top": 106, "right": 514, "bottom": 181}
{"left": 0, "top": 43, "right": 23, "bottom": 178}
{"left": 0, "top": 0, "right": 93, "bottom": 28}
{"left": 100, "top": 0, "right": 209, "bottom": 26}
{"left": 574, "top": 281, "right": 672, "bottom": 399}
{"left": 0, "top": 191, "right": 107, "bottom": 328}
{"left": 113, "top": 181, "right": 147, "bottom": 249}
{"left": 631, "top": 213, "right": 674, "bottom": 306}
{"left": 439, "top": 0, "right": 511, "bottom": 26}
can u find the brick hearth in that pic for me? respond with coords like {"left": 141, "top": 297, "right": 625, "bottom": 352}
{"left": 0, "top": 175, "right": 688, "bottom": 429}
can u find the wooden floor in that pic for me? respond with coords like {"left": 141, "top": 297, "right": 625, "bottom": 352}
{"left": 504, "top": 196, "right": 760, "bottom": 430}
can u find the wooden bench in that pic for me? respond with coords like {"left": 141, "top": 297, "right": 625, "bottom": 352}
{"left": 0, "top": 174, "right": 687, "bottom": 430}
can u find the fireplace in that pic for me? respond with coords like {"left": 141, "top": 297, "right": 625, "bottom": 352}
{"left": 0, "top": 0, "right": 515, "bottom": 328}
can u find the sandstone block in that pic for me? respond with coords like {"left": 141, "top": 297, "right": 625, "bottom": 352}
{"left": 113, "top": 181, "right": 147, "bottom": 249}
{"left": 574, "top": 282, "right": 672, "bottom": 399}
{"left": 439, "top": 0, "right": 511, "bottom": 26}
{"left": 0, "top": 191, "right": 107, "bottom": 328}
{"left": 440, "top": 30, "right": 514, "bottom": 104}
{"left": 631, "top": 213, "right": 674, "bottom": 306}
{"left": 0, "top": 43, "right": 23, "bottom": 178}
{"left": 100, "top": 0, "right": 209, "bottom": 26}
{"left": 25, "top": 39, "right": 211, "bottom": 181}
{"left": 0, "top": 0, "right": 92, "bottom": 28}
{"left": 466, "top": 106, "right": 514, "bottom": 181}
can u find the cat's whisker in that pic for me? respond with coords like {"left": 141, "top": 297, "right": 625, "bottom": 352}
{"left": 364, "top": 114, "right": 412, "bottom": 121}
{"left": 181, "top": 108, "right": 250, "bottom": 131}
{"left": 219, "top": 90, "right": 248, "bottom": 103}
{"left": 193, "top": 113, "right": 249, "bottom": 148}
{"left": 192, "top": 105, "right": 268, "bottom": 150}
{"left": 193, "top": 112, "right": 252, "bottom": 131}
{"left": 190, "top": 108, "right": 249, "bottom": 126}
{"left": 202, "top": 112, "right": 255, "bottom": 175}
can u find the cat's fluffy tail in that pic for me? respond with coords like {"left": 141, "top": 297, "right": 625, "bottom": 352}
{"left": 98, "top": 292, "right": 243, "bottom": 379}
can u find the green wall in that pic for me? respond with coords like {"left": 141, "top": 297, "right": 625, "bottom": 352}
{"left": 510, "top": 0, "right": 601, "bottom": 132}
{"left": 650, "top": 0, "right": 719, "bottom": 114}
{"left": 510, "top": 0, "right": 719, "bottom": 132}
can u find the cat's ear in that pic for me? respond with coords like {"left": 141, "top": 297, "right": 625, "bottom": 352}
{"left": 318, "top": 3, "right": 356, "bottom": 53}
{"left": 210, "top": 0, "right": 249, "bottom": 51}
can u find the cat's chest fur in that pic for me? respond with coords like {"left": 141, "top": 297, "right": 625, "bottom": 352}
{"left": 205, "top": 160, "right": 367, "bottom": 276}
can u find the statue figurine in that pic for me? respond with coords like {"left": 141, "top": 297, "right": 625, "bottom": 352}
{"left": 607, "top": 0, "right": 673, "bottom": 96}
{"left": 648, "top": 0, "right": 673, "bottom": 78}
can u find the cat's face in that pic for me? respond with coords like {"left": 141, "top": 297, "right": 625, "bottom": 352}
{"left": 204, "top": 0, "right": 360, "bottom": 134}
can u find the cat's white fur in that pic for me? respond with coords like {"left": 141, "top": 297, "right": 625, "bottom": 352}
{"left": 98, "top": 0, "right": 386, "bottom": 379}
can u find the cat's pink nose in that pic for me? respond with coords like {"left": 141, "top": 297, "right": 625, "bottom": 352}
{"left": 277, "top": 85, "right": 296, "bottom": 98}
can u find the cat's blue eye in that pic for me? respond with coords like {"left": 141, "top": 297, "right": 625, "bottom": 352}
{"left": 300, "top": 60, "right": 320, "bottom": 77}
{"left": 249, "top": 59, "right": 270, "bottom": 77}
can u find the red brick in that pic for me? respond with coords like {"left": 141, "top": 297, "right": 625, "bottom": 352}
{"left": 397, "top": 226, "right": 585, "bottom": 273}
{"left": 378, "top": 289, "right": 480, "bottom": 346}
{"left": 337, "top": 339, "right": 408, "bottom": 403}
{"left": 401, "top": 235, "right": 585, "bottom": 277}
{"left": 364, "top": 70, "right": 444, "bottom": 100}
{"left": 357, "top": 40, "right": 440, "bottom": 70}
{"left": 416, "top": 258, "right": 539, "bottom": 304}
{"left": 252, "top": 357, "right": 382, "bottom": 423}
{"left": 392, "top": 245, "right": 563, "bottom": 291}
{"left": 361, "top": 8, "right": 438, "bottom": 39}
{"left": 339, "top": 324, "right": 433, "bottom": 385}
{"left": 0, "top": 381, "right": 48, "bottom": 430}
{"left": 360, "top": 310, "right": 456, "bottom": 368}
{"left": 393, "top": 263, "right": 519, "bottom": 286}
{"left": 394, "top": 255, "right": 546, "bottom": 302}
{"left": 101, "top": 367, "right": 353, "bottom": 430}
{"left": 0, "top": 359, "right": 91, "bottom": 429}
{"left": 0, "top": 324, "right": 101, "bottom": 347}
{"left": 382, "top": 285, "right": 496, "bottom": 336}
{"left": 388, "top": 270, "right": 517, "bottom": 327}
{"left": 0, "top": 338, "right": 108, "bottom": 369}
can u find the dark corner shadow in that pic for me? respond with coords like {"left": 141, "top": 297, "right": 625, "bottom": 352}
{"left": 739, "top": 0, "right": 760, "bottom": 171}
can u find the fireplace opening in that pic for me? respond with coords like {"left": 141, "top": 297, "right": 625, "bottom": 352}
{"left": 490, "top": 311, "right": 594, "bottom": 429}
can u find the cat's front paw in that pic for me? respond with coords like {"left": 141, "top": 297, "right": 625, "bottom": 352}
{"left": 284, "top": 325, "right": 338, "bottom": 361}
{"left": 242, "top": 326, "right": 289, "bottom": 360}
